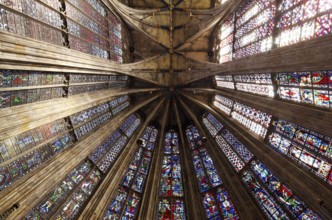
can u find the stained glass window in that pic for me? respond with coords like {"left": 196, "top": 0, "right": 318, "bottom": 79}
{"left": 202, "top": 113, "right": 224, "bottom": 138}
{"left": 89, "top": 114, "right": 141, "bottom": 173}
{"left": 97, "top": 135, "right": 128, "bottom": 173}
{"left": 234, "top": 0, "right": 276, "bottom": 59}
{"left": 158, "top": 130, "right": 186, "bottom": 220}
{"left": 201, "top": 112, "right": 324, "bottom": 219}
{"left": 215, "top": 135, "right": 245, "bottom": 172}
{"left": 0, "top": 0, "right": 126, "bottom": 61}
{"left": 232, "top": 102, "right": 272, "bottom": 138}
{"left": 68, "top": 83, "right": 109, "bottom": 95}
{"left": 103, "top": 126, "right": 158, "bottom": 219}
{"left": 0, "top": 70, "right": 66, "bottom": 108}
{"left": 185, "top": 125, "right": 239, "bottom": 219}
{"left": 68, "top": 74, "right": 128, "bottom": 96}
{"left": 185, "top": 125, "right": 222, "bottom": 191}
{"left": 234, "top": 73, "right": 274, "bottom": 97}
{"left": 213, "top": 95, "right": 234, "bottom": 116}
{"left": 214, "top": 70, "right": 332, "bottom": 110}
{"left": 69, "top": 74, "right": 109, "bottom": 83}
{"left": 213, "top": 14, "right": 235, "bottom": 63}
{"left": 242, "top": 170, "right": 288, "bottom": 219}
{"left": 0, "top": 70, "right": 129, "bottom": 108}
{"left": 25, "top": 161, "right": 93, "bottom": 219}
{"left": 119, "top": 114, "right": 141, "bottom": 138}
{"left": 276, "top": 0, "right": 332, "bottom": 47}
{"left": 54, "top": 162, "right": 101, "bottom": 219}
{"left": 88, "top": 130, "right": 122, "bottom": 165}
{"left": 109, "top": 75, "right": 129, "bottom": 87}
{"left": 65, "top": 0, "right": 124, "bottom": 61}
{"left": 202, "top": 113, "right": 256, "bottom": 172}
{"left": 71, "top": 102, "right": 112, "bottom": 140}
{"left": 214, "top": 75, "right": 235, "bottom": 90}
{"left": 70, "top": 0, "right": 125, "bottom": 60}
{"left": 109, "top": 95, "right": 129, "bottom": 109}
{"left": 275, "top": 71, "right": 332, "bottom": 108}
{"left": 0, "top": 133, "right": 75, "bottom": 191}
{"left": 158, "top": 199, "right": 186, "bottom": 220}
{"left": 214, "top": 94, "right": 272, "bottom": 137}
{"left": 110, "top": 96, "right": 130, "bottom": 116}
{"left": 0, "top": 0, "right": 64, "bottom": 45}
{"left": 221, "top": 129, "right": 254, "bottom": 163}
{"left": 268, "top": 118, "right": 332, "bottom": 185}
{"left": 70, "top": 102, "right": 110, "bottom": 127}
{"left": 0, "top": 70, "right": 65, "bottom": 87}
{"left": 0, "top": 118, "right": 69, "bottom": 163}
{"left": 212, "top": 0, "right": 332, "bottom": 59}
{"left": 250, "top": 160, "right": 321, "bottom": 219}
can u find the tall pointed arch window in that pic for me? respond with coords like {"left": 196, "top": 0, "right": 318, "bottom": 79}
{"left": 213, "top": 95, "right": 272, "bottom": 138}
{"left": 234, "top": 0, "right": 276, "bottom": 59}
{"left": 103, "top": 126, "right": 159, "bottom": 219}
{"left": 213, "top": 14, "right": 235, "bottom": 64}
{"left": 158, "top": 130, "right": 186, "bottom": 220}
{"left": 185, "top": 124, "right": 239, "bottom": 219}
{"left": 24, "top": 114, "right": 142, "bottom": 218}
{"left": 88, "top": 114, "right": 141, "bottom": 173}
{"left": 202, "top": 113, "right": 321, "bottom": 219}
{"left": 25, "top": 160, "right": 102, "bottom": 219}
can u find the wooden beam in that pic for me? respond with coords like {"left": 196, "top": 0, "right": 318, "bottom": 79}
{"left": 0, "top": 31, "right": 166, "bottom": 86}
{"left": 174, "top": 35, "right": 332, "bottom": 85}
{"left": 0, "top": 88, "right": 161, "bottom": 140}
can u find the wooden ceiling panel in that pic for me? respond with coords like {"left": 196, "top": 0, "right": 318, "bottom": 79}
{"left": 105, "top": 0, "right": 240, "bottom": 85}
{"left": 128, "top": 0, "right": 167, "bottom": 8}
{"left": 128, "top": 0, "right": 214, "bottom": 9}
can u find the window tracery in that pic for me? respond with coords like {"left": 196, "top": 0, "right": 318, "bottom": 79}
{"left": 104, "top": 126, "right": 158, "bottom": 219}
{"left": 158, "top": 130, "right": 186, "bottom": 220}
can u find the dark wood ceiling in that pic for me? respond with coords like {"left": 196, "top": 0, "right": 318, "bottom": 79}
{"left": 124, "top": 0, "right": 215, "bottom": 9}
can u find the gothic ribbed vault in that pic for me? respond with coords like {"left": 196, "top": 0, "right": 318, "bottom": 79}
{"left": 0, "top": 0, "right": 332, "bottom": 220}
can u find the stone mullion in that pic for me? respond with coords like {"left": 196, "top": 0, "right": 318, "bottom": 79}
{"left": 138, "top": 100, "right": 170, "bottom": 220}
{"left": 272, "top": 0, "right": 283, "bottom": 49}
{"left": 173, "top": 99, "right": 205, "bottom": 220}
{"left": 59, "top": 0, "right": 70, "bottom": 48}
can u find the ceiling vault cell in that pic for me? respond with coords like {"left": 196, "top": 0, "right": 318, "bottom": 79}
{"left": 104, "top": 0, "right": 242, "bottom": 86}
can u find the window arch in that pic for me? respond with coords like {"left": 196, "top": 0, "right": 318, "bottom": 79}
{"left": 103, "top": 126, "right": 159, "bottom": 219}
{"left": 157, "top": 130, "right": 186, "bottom": 220}
{"left": 202, "top": 113, "right": 321, "bottom": 219}
{"left": 185, "top": 124, "right": 239, "bottom": 219}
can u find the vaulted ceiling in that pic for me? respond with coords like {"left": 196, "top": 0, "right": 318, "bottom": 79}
{"left": 104, "top": 0, "right": 242, "bottom": 87}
